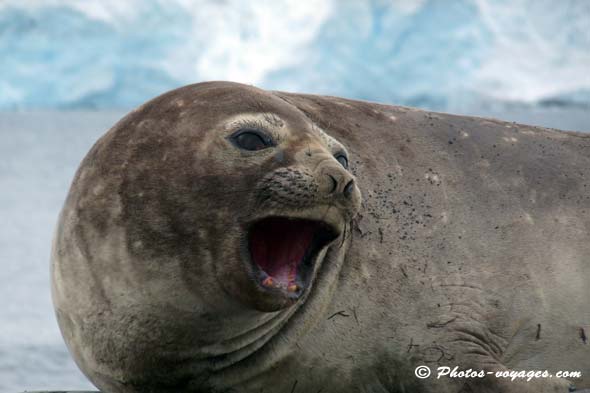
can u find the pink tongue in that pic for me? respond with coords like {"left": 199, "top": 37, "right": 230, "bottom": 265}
{"left": 250, "top": 218, "right": 316, "bottom": 285}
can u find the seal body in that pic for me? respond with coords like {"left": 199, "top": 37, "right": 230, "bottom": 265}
{"left": 52, "top": 82, "right": 590, "bottom": 393}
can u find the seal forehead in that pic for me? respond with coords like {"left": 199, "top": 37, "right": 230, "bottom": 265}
{"left": 186, "top": 82, "right": 304, "bottom": 121}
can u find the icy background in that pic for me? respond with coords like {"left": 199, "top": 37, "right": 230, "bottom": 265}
{"left": 0, "top": 1, "right": 589, "bottom": 392}
{"left": 1, "top": 0, "right": 589, "bottom": 113}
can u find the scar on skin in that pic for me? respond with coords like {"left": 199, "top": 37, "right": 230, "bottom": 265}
{"left": 400, "top": 265, "right": 408, "bottom": 278}
{"left": 328, "top": 310, "right": 350, "bottom": 320}
{"left": 352, "top": 307, "right": 359, "bottom": 325}
{"left": 427, "top": 317, "right": 457, "bottom": 329}
{"left": 407, "top": 338, "right": 419, "bottom": 353}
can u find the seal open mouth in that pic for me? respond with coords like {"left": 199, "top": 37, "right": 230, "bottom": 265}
{"left": 248, "top": 217, "right": 340, "bottom": 299}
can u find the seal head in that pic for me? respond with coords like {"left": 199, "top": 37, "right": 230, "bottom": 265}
{"left": 117, "top": 82, "right": 361, "bottom": 313}
{"left": 51, "top": 81, "right": 361, "bottom": 391}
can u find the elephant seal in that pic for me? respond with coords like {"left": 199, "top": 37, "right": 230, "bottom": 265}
{"left": 52, "top": 81, "right": 590, "bottom": 393}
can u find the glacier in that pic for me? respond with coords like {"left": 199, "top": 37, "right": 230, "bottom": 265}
{"left": 0, "top": 0, "right": 589, "bottom": 111}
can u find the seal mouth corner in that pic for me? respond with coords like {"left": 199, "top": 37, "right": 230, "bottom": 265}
{"left": 246, "top": 216, "right": 340, "bottom": 301}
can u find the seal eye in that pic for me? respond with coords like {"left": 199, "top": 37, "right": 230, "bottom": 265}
{"left": 334, "top": 153, "right": 349, "bottom": 169}
{"left": 231, "top": 129, "right": 273, "bottom": 151}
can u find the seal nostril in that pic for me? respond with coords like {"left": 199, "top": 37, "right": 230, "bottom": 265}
{"left": 327, "top": 174, "right": 338, "bottom": 194}
{"left": 343, "top": 179, "right": 354, "bottom": 198}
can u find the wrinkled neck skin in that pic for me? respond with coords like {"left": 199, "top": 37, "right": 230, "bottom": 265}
{"left": 191, "top": 227, "right": 351, "bottom": 389}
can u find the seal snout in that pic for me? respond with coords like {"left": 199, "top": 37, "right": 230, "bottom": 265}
{"left": 247, "top": 216, "right": 340, "bottom": 302}
{"left": 316, "top": 160, "right": 360, "bottom": 213}
{"left": 326, "top": 173, "right": 355, "bottom": 198}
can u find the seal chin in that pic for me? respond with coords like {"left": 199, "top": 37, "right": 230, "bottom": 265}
{"left": 244, "top": 216, "right": 340, "bottom": 309}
